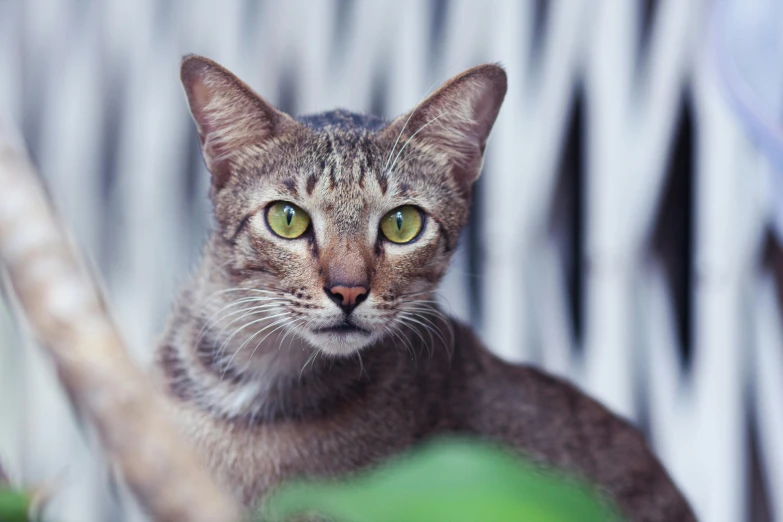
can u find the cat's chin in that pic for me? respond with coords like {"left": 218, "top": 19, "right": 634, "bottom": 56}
{"left": 301, "top": 328, "right": 379, "bottom": 356}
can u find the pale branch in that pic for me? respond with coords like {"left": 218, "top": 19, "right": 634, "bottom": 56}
{"left": 0, "top": 121, "right": 242, "bottom": 522}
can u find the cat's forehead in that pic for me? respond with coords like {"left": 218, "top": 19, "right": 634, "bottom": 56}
{"left": 299, "top": 122, "right": 392, "bottom": 231}
{"left": 293, "top": 112, "right": 397, "bottom": 198}
{"left": 242, "top": 112, "right": 393, "bottom": 233}
{"left": 296, "top": 109, "right": 389, "bottom": 133}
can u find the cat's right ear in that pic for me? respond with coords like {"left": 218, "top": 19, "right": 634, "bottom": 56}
{"left": 180, "top": 55, "right": 297, "bottom": 190}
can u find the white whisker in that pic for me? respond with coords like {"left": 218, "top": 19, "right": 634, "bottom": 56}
{"left": 211, "top": 304, "right": 285, "bottom": 352}
{"left": 356, "top": 350, "right": 366, "bottom": 379}
{"left": 299, "top": 348, "right": 321, "bottom": 380}
{"left": 386, "top": 321, "right": 416, "bottom": 361}
{"left": 396, "top": 315, "right": 431, "bottom": 356}
{"left": 387, "top": 111, "right": 450, "bottom": 177}
{"left": 382, "top": 79, "right": 441, "bottom": 175}
{"left": 399, "top": 304, "right": 455, "bottom": 357}
{"left": 240, "top": 317, "right": 307, "bottom": 374}
{"left": 215, "top": 312, "right": 291, "bottom": 361}
{"left": 194, "top": 295, "right": 287, "bottom": 350}
{"left": 222, "top": 314, "right": 294, "bottom": 378}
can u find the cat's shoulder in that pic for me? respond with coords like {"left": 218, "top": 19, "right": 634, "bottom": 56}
{"left": 446, "top": 317, "right": 633, "bottom": 425}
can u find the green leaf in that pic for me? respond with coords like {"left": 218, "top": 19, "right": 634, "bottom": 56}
{"left": 0, "top": 488, "right": 31, "bottom": 522}
{"left": 260, "top": 438, "right": 624, "bottom": 522}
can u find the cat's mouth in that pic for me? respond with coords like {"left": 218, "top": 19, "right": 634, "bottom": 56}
{"left": 304, "top": 319, "right": 378, "bottom": 355}
{"left": 314, "top": 321, "right": 372, "bottom": 336}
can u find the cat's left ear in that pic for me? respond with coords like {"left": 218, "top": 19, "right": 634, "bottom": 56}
{"left": 383, "top": 64, "right": 507, "bottom": 189}
{"left": 180, "top": 55, "right": 300, "bottom": 190}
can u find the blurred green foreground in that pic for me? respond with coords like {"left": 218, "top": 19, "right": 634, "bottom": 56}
{"left": 1, "top": 439, "right": 623, "bottom": 522}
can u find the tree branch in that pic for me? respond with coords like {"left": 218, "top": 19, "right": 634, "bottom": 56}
{"left": 0, "top": 121, "right": 241, "bottom": 522}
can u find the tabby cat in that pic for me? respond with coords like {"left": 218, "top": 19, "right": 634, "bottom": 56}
{"left": 155, "top": 55, "right": 696, "bottom": 522}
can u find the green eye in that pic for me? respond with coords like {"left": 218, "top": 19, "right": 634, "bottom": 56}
{"left": 380, "top": 206, "right": 423, "bottom": 244}
{"left": 266, "top": 201, "right": 310, "bottom": 239}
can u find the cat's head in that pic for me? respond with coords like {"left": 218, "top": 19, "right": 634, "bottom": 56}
{"left": 181, "top": 55, "right": 506, "bottom": 357}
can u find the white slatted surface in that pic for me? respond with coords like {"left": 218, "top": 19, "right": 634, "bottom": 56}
{"left": 0, "top": 1, "right": 780, "bottom": 521}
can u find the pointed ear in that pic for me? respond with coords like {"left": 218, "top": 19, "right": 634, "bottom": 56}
{"left": 383, "top": 64, "right": 507, "bottom": 189}
{"left": 180, "top": 55, "right": 298, "bottom": 190}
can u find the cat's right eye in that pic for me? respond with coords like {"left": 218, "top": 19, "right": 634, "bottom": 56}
{"left": 266, "top": 201, "right": 311, "bottom": 239}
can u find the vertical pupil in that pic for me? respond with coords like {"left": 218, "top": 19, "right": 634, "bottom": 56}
{"left": 396, "top": 212, "right": 403, "bottom": 231}
{"left": 285, "top": 206, "right": 294, "bottom": 226}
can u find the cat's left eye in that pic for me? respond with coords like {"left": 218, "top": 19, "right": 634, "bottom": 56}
{"left": 380, "top": 205, "right": 423, "bottom": 244}
{"left": 266, "top": 201, "right": 310, "bottom": 239}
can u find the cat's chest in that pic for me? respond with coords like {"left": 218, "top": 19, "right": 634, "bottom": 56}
{"left": 174, "top": 399, "right": 421, "bottom": 505}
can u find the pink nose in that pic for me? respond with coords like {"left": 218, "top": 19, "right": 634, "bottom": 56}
{"left": 327, "top": 285, "right": 368, "bottom": 307}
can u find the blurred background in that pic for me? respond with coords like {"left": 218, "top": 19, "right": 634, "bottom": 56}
{"left": 1, "top": 0, "right": 782, "bottom": 521}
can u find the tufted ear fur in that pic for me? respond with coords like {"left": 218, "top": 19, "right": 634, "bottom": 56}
{"left": 383, "top": 64, "right": 507, "bottom": 190}
{"left": 180, "top": 55, "right": 299, "bottom": 190}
